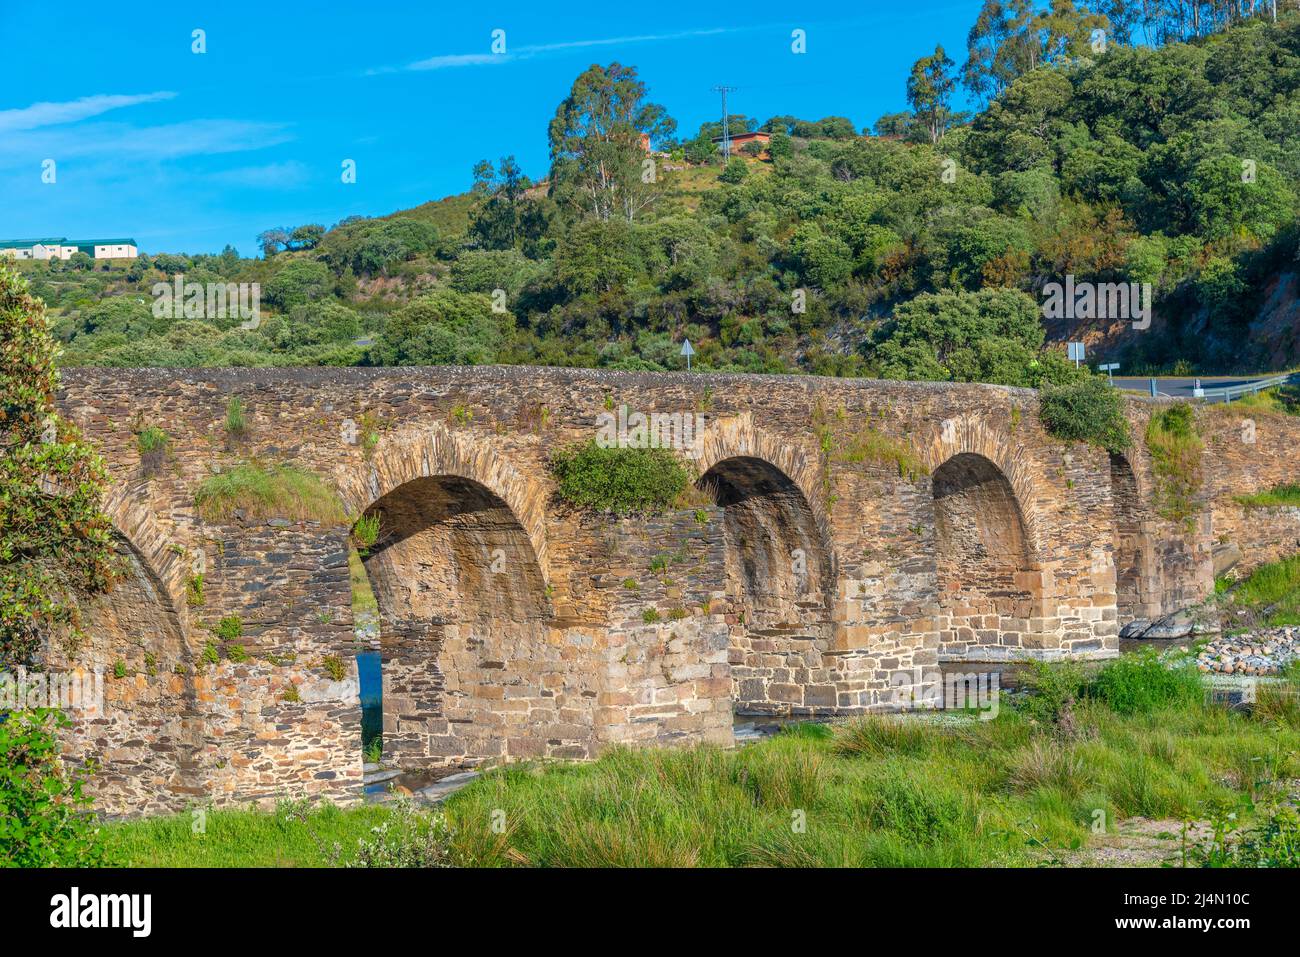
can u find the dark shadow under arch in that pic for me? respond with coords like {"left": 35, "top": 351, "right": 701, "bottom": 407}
{"left": 932, "top": 452, "right": 1035, "bottom": 657}
{"left": 1108, "top": 451, "right": 1145, "bottom": 621}
{"left": 357, "top": 474, "right": 572, "bottom": 769}
{"left": 697, "top": 455, "right": 835, "bottom": 715}
{"left": 361, "top": 475, "right": 550, "bottom": 625}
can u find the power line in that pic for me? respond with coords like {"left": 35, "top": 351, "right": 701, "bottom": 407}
{"left": 717, "top": 85, "right": 738, "bottom": 158}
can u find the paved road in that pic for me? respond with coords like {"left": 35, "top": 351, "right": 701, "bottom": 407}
{"left": 1111, "top": 374, "right": 1293, "bottom": 399}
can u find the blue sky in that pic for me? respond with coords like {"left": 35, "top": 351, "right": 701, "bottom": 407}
{"left": 2, "top": 0, "right": 985, "bottom": 255}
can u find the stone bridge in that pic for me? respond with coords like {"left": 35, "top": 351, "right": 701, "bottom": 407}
{"left": 49, "top": 366, "right": 1300, "bottom": 815}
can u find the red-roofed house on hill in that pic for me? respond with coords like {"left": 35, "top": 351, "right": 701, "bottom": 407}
{"left": 711, "top": 130, "right": 771, "bottom": 158}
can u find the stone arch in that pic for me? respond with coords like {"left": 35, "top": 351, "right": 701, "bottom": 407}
{"left": 922, "top": 412, "right": 1045, "bottom": 561}
{"left": 55, "top": 485, "right": 203, "bottom": 815}
{"left": 695, "top": 415, "right": 837, "bottom": 715}
{"left": 930, "top": 450, "right": 1041, "bottom": 659}
{"left": 1108, "top": 451, "right": 1149, "bottom": 622}
{"left": 339, "top": 426, "right": 571, "bottom": 769}
{"left": 336, "top": 424, "right": 551, "bottom": 587}
{"left": 101, "top": 485, "right": 192, "bottom": 634}
{"left": 696, "top": 413, "right": 835, "bottom": 558}
{"left": 359, "top": 473, "right": 551, "bottom": 626}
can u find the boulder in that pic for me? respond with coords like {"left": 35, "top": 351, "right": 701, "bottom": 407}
{"left": 1212, "top": 541, "right": 1243, "bottom": 577}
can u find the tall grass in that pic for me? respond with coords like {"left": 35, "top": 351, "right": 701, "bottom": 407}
{"left": 1226, "top": 554, "right": 1300, "bottom": 626}
{"left": 136, "top": 425, "right": 169, "bottom": 454}
{"left": 1235, "top": 484, "right": 1300, "bottom": 508}
{"left": 1218, "top": 386, "right": 1300, "bottom": 418}
{"left": 1145, "top": 403, "right": 1203, "bottom": 525}
{"left": 351, "top": 512, "right": 382, "bottom": 554}
{"left": 194, "top": 462, "right": 347, "bottom": 524}
{"left": 225, "top": 396, "right": 248, "bottom": 436}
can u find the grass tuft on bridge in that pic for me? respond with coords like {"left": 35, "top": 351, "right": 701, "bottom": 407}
{"left": 194, "top": 462, "right": 347, "bottom": 525}
{"left": 1235, "top": 484, "right": 1300, "bottom": 509}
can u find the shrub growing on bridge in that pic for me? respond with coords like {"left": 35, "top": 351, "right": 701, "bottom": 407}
{"left": 550, "top": 440, "right": 690, "bottom": 515}
{"left": 1037, "top": 376, "right": 1130, "bottom": 454}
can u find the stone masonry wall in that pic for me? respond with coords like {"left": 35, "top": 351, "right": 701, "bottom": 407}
{"left": 46, "top": 366, "right": 1300, "bottom": 815}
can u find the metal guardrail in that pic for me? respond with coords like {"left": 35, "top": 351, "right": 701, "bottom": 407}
{"left": 1197, "top": 372, "right": 1297, "bottom": 403}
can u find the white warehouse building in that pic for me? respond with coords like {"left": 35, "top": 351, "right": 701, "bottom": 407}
{"left": 0, "top": 237, "right": 139, "bottom": 260}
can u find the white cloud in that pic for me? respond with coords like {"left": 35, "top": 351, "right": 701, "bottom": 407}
{"left": 0, "top": 92, "right": 177, "bottom": 133}
{"left": 523, "top": 28, "right": 732, "bottom": 54}
{"left": 383, "top": 26, "right": 740, "bottom": 74}
{"left": 0, "top": 119, "right": 294, "bottom": 167}
{"left": 406, "top": 52, "right": 503, "bottom": 72}
{"left": 210, "top": 160, "right": 309, "bottom": 188}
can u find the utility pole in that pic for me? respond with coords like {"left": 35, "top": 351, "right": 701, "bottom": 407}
{"left": 712, "top": 85, "right": 738, "bottom": 159}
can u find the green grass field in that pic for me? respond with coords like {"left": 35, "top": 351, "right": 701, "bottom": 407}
{"left": 1218, "top": 553, "right": 1300, "bottom": 627}
{"left": 103, "top": 801, "right": 394, "bottom": 867}
{"left": 102, "top": 669, "right": 1300, "bottom": 867}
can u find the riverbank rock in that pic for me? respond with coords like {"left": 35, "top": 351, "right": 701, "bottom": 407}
{"left": 1212, "top": 542, "right": 1243, "bottom": 578}
{"left": 1121, "top": 610, "right": 1207, "bottom": 640}
{"left": 1195, "top": 626, "right": 1300, "bottom": 675}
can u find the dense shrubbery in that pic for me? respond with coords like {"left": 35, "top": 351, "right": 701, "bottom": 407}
{"left": 1037, "top": 376, "right": 1131, "bottom": 453}
{"left": 1087, "top": 649, "right": 1204, "bottom": 715}
{"left": 1019, "top": 648, "right": 1203, "bottom": 723}
{"left": 0, "top": 710, "right": 103, "bottom": 866}
{"left": 0, "top": 266, "right": 116, "bottom": 666}
{"left": 27, "top": 15, "right": 1300, "bottom": 378}
{"left": 369, "top": 290, "right": 508, "bottom": 366}
{"left": 550, "top": 440, "right": 691, "bottom": 514}
{"left": 873, "top": 288, "right": 1082, "bottom": 387}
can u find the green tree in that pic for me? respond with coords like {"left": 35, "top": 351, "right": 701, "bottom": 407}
{"left": 719, "top": 158, "right": 749, "bottom": 183}
{"left": 257, "top": 227, "right": 291, "bottom": 258}
{"left": 874, "top": 287, "right": 1077, "bottom": 387}
{"left": 962, "top": 0, "right": 1040, "bottom": 104}
{"left": 967, "top": 68, "right": 1075, "bottom": 172}
{"left": 319, "top": 218, "right": 439, "bottom": 276}
{"left": 872, "top": 111, "right": 915, "bottom": 138}
{"left": 547, "top": 63, "right": 676, "bottom": 222}
{"left": 552, "top": 219, "right": 643, "bottom": 296}
{"left": 289, "top": 224, "right": 326, "bottom": 250}
{"left": 1, "top": 266, "right": 116, "bottom": 666}
{"left": 469, "top": 156, "right": 549, "bottom": 252}
{"left": 962, "top": 0, "right": 1109, "bottom": 103}
{"left": 371, "top": 290, "right": 508, "bottom": 366}
{"left": 907, "top": 45, "right": 959, "bottom": 144}
{"left": 264, "top": 260, "right": 333, "bottom": 309}
{"left": 790, "top": 225, "right": 855, "bottom": 289}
